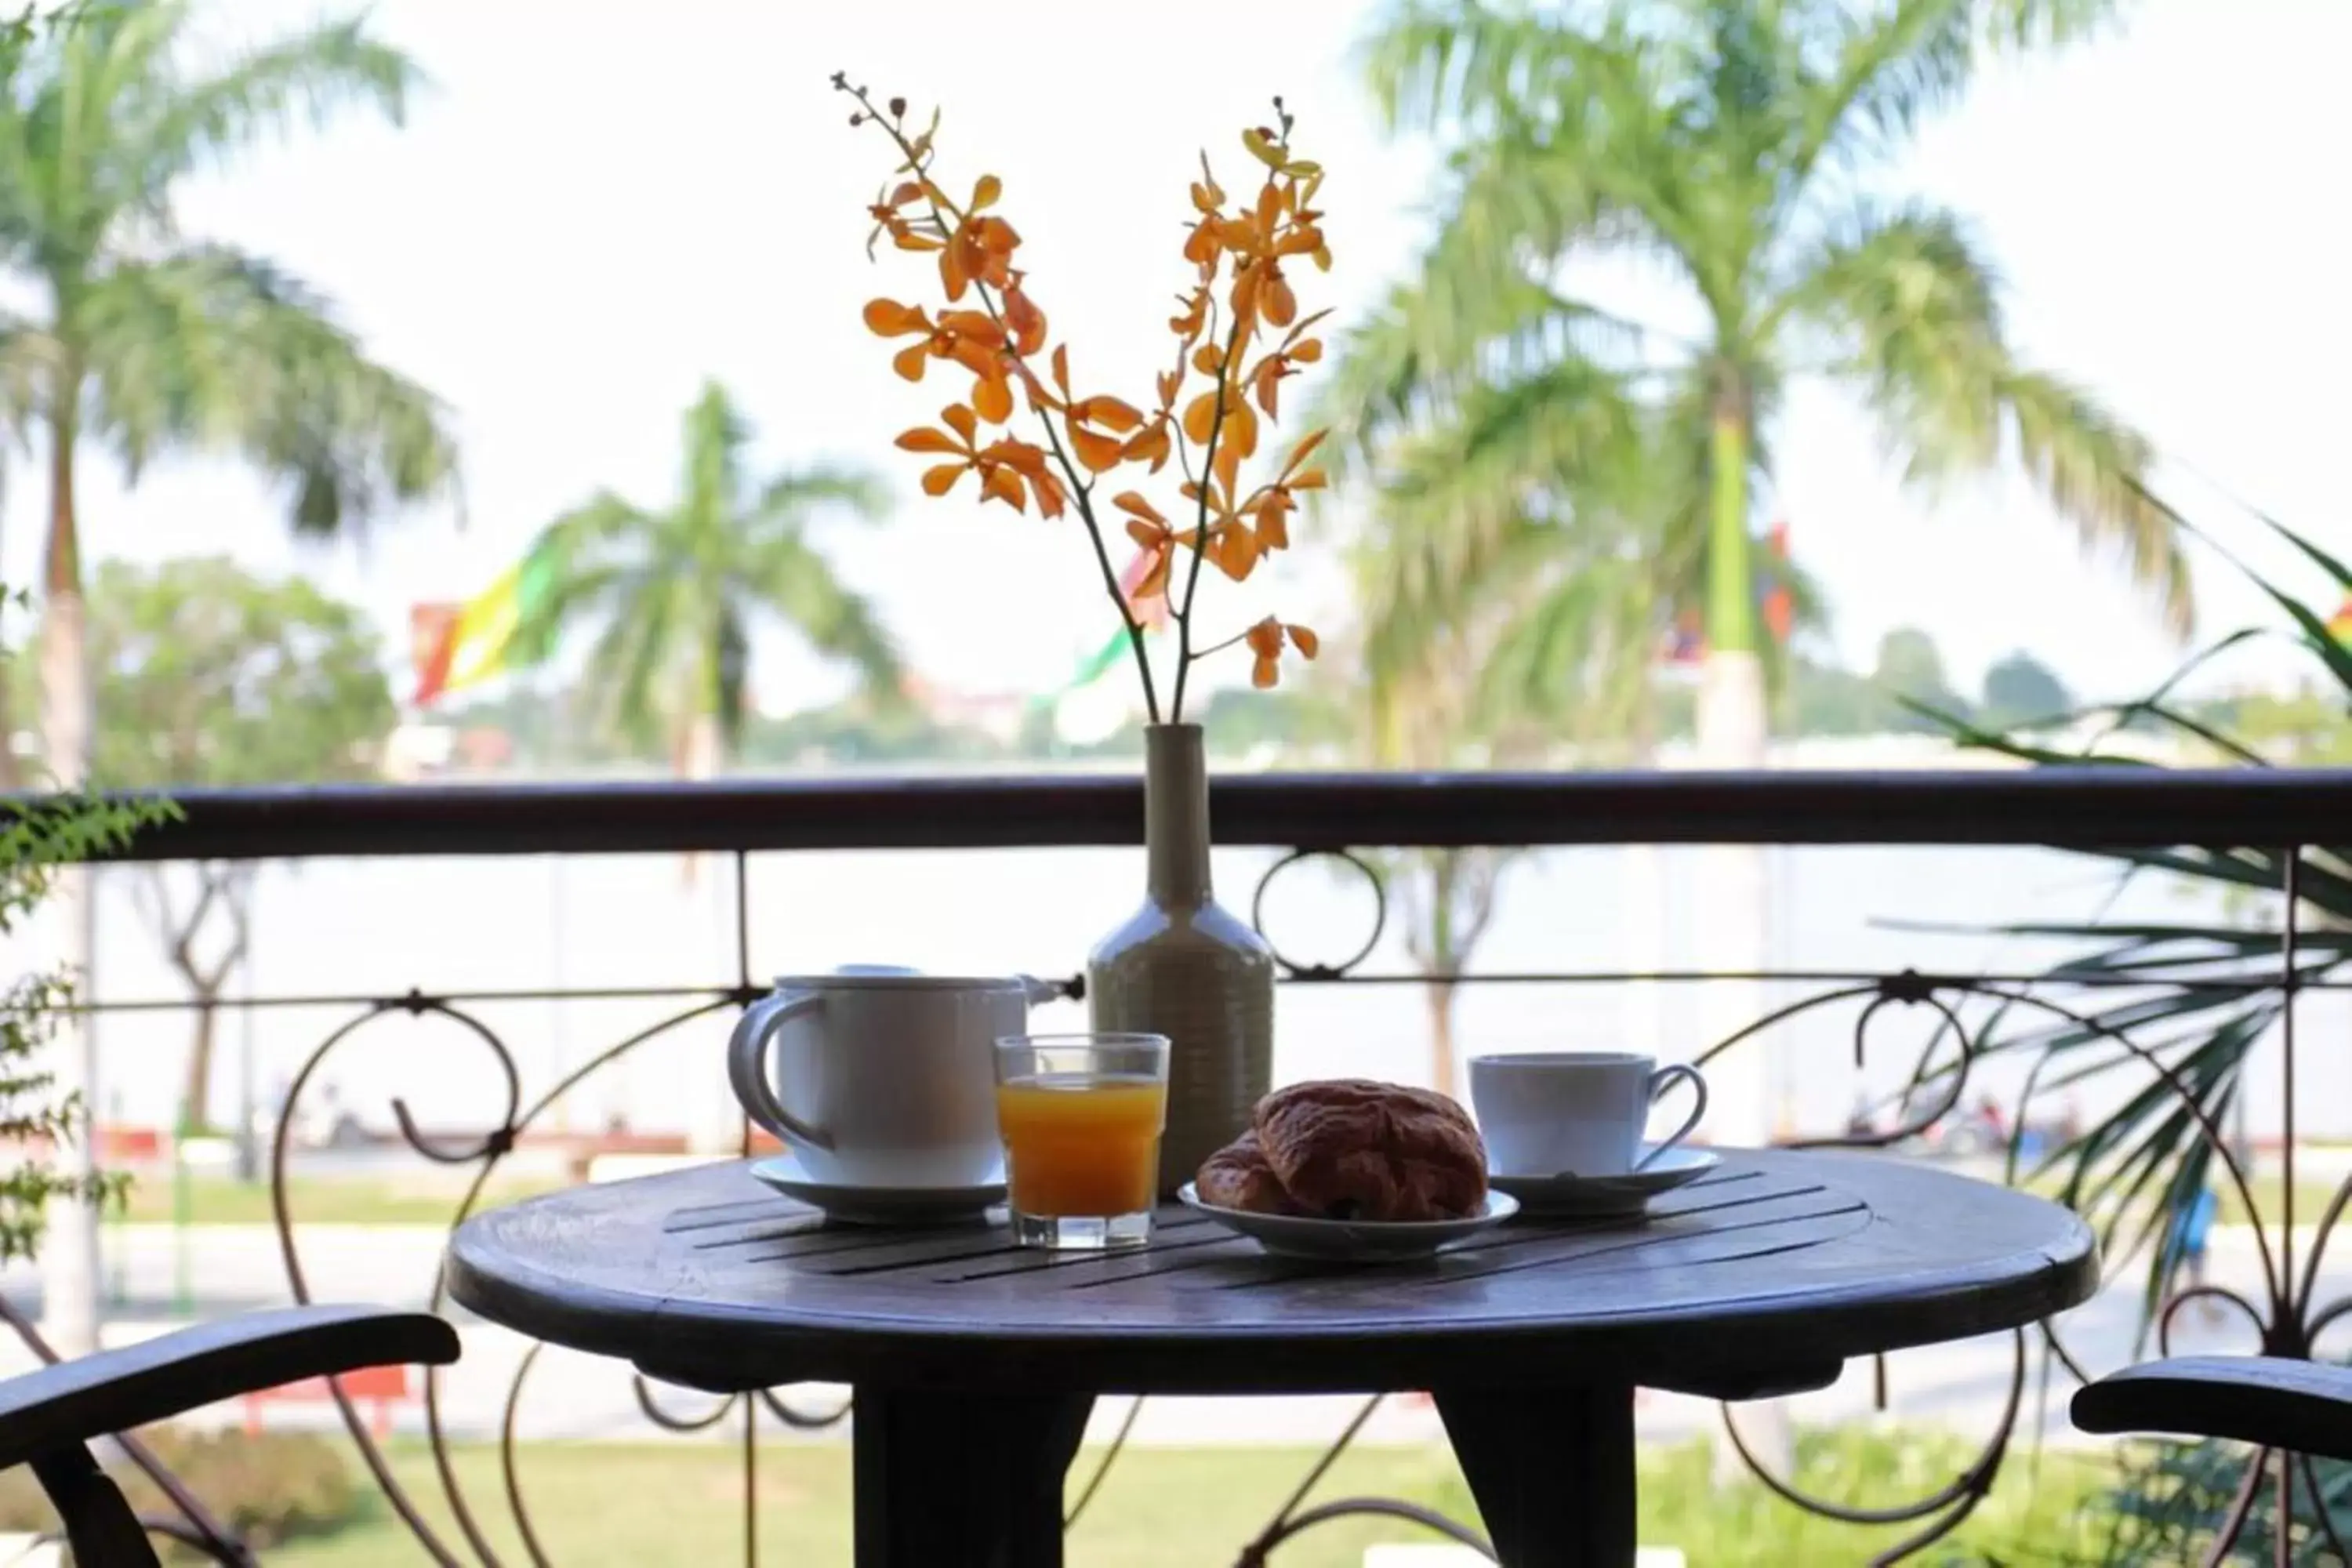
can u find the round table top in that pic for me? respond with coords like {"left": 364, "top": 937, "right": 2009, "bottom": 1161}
{"left": 445, "top": 1149, "right": 2096, "bottom": 1398}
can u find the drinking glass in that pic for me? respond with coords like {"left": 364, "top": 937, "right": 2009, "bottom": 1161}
{"left": 993, "top": 1033, "right": 1171, "bottom": 1250}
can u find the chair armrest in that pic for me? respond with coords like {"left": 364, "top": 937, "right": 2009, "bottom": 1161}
{"left": 2071, "top": 1356, "right": 2352, "bottom": 1463}
{"left": 0, "top": 1304, "right": 459, "bottom": 1471}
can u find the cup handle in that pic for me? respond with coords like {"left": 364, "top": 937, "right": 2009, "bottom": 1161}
{"left": 726, "top": 990, "right": 833, "bottom": 1149}
{"left": 1635, "top": 1064, "right": 1708, "bottom": 1170}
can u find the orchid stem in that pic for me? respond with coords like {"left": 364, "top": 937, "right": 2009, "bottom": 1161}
{"left": 1170, "top": 320, "right": 1247, "bottom": 723}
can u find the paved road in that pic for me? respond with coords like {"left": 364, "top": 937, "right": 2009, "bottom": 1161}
{"left": 4, "top": 1219, "right": 2340, "bottom": 1454}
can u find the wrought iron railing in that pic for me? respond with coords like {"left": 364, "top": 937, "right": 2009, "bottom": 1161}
{"left": 15, "top": 766, "right": 2352, "bottom": 1563}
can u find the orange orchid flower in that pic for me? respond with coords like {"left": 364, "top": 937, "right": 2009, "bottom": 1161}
{"left": 1245, "top": 428, "right": 1329, "bottom": 550}
{"left": 940, "top": 175, "right": 1020, "bottom": 300}
{"left": 1245, "top": 343, "right": 1316, "bottom": 416}
{"left": 866, "top": 180, "right": 940, "bottom": 257}
{"left": 1122, "top": 413, "right": 1173, "bottom": 472}
{"left": 1245, "top": 310, "right": 1329, "bottom": 417}
{"left": 1276, "top": 206, "right": 1330, "bottom": 263}
{"left": 1274, "top": 428, "right": 1328, "bottom": 488}
{"left": 982, "top": 437, "right": 1067, "bottom": 518}
{"left": 1189, "top": 155, "right": 1225, "bottom": 215}
{"left": 865, "top": 299, "right": 1016, "bottom": 419}
{"left": 1168, "top": 285, "right": 1210, "bottom": 344}
{"left": 1116, "top": 492, "right": 1177, "bottom": 601}
{"left": 1181, "top": 380, "right": 1260, "bottom": 470}
{"left": 1178, "top": 479, "right": 1261, "bottom": 581}
{"left": 1250, "top": 487, "right": 1298, "bottom": 551}
{"left": 895, "top": 406, "right": 1062, "bottom": 517}
{"left": 1196, "top": 160, "right": 1329, "bottom": 343}
{"left": 1114, "top": 543, "right": 1172, "bottom": 630}
{"left": 1122, "top": 368, "right": 1181, "bottom": 470}
{"left": 1049, "top": 346, "right": 1146, "bottom": 473}
{"left": 895, "top": 403, "right": 985, "bottom": 496}
{"left": 978, "top": 464, "right": 1027, "bottom": 510}
{"left": 1001, "top": 274, "right": 1049, "bottom": 356}
{"left": 863, "top": 298, "right": 934, "bottom": 370}
{"left": 968, "top": 358, "right": 1017, "bottom": 423}
{"left": 1122, "top": 486, "right": 1257, "bottom": 592}
{"left": 1232, "top": 257, "right": 1296, "bottom": 334}
{"left": 1243, "top": 616, "right": 1318, "bottom": 689}
{"left": 1182, "top": 217, "right": 1223, "bottom": 274}
{"left": 1202, "top": 521, "right": 1260, "bottom": 581}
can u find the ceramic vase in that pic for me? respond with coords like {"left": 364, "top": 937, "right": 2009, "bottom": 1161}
{"left": 1087, "top": 723, "right": 1275, "bottom": 1195}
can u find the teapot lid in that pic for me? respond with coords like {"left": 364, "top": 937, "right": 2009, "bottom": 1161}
{"left": 772, "top": 971, "right": 1027, "bottom": 991}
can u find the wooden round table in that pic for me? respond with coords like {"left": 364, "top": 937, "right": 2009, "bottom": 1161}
{"left": 446, "top": 1149, "right": 2095, "bottom": 1566}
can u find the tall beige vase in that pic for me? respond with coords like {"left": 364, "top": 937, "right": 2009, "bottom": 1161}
{"left": 1088, "top": 723, "right": 1275, "bottom": 1195}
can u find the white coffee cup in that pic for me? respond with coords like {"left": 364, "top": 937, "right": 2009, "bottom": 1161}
{"left": 1467, "top": 1051, "right": 1710, "bottom": 1178}
{"left": 726, "top": 971, "right": 1056, "bottom": 1188}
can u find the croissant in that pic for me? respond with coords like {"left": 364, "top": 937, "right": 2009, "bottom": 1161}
{"left": 1193, "top": 1130, "right": 1302, "bottom": 1214}
{"left": 1195, "top": 1080, "right": 1488, "bottom": 1222}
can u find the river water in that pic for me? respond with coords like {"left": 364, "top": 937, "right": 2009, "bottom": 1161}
{"left": 70, "top": 822, "right": 2346, "bottom": 1149}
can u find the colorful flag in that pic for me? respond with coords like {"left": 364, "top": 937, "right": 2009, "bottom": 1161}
{"left": 1659, "top": 521, "right": 1792, "bottom": 666}
{"left": 412, "top": 534, "right": 566, "bottom": 706}
{"left": 1762, "top": 519, "right": 1793, "bottom": 644}
{"left": 1036, "top": 550, "right": 1170, "bottom": 743}
{"left": 1052, "top": 550, "right": 1170, "bottom": 695}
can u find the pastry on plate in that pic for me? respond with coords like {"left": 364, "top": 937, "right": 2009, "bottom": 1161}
{"left": 1193, "top": 1130, "right": 1303, "bottom": 1214}
{"left": 1248, "top": 1080, "right": 1488, "bottom": 1222}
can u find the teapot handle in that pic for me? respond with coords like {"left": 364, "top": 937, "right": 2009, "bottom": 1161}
{"left": 727, "top": 989, "right": 834, "bottom": 1149}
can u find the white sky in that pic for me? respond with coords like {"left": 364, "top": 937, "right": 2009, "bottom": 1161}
{"left": 2, "top": 0, "right": 2347, "bottom": 715}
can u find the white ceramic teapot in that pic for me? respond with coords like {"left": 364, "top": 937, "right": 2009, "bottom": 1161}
{"left": 725, "top": 968, "right": 1061, "bottom": 1188}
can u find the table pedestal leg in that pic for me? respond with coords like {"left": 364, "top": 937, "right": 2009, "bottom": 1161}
{"left": 851, "top": 1386, "right": 1094, "bottom": 1568}
{"left": 1435, "top": 1383, "right": 1636, "bottom": 1567}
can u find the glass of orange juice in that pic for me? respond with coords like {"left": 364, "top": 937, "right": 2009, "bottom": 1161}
{"left": 993, "top": 1033, "right": 1171, "bottom": 1250}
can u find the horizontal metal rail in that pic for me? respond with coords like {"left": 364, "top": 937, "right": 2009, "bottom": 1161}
{"left": 11, "top": 767, "right": 2352, "bottom": 860}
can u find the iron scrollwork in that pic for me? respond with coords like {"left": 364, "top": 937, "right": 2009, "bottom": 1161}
{"left": 1250, "top": 847, "right": 1388, "bottom": 980}
{"left": 45, "top": 830, "right": 2350, "bottom": 1563}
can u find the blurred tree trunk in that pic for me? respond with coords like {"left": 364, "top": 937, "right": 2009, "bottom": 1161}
{"left": 1422, "top": 978, "right": 1461, "bottom": 1100}
{"left": 133, "top": 865, "right": 253, "bottom": 1132}
{"left": 676, "top": 712, "right": 723, "bottom": 889}
{"left": 39, "top": 406, "right": 101, "bottom": 1358}
{"left": 0, "top": 670, "right": 18, "bottom": 789}
{"left": 1401, "top": 848, "right": 1505, "bottom": 1098}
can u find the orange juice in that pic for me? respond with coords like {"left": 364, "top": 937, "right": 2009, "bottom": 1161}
{"left": 994, "top": 1073, "right": 1167, "bottom": 1216}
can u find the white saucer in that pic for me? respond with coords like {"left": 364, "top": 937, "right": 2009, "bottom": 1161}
{"left": 1177, "top": 1185, "right": 1519, "bottom": 1262}
{"left": 748, "top": 1156, "right": 1004, "bottom": 1228}
{"left": 1486, "top": 1145, "right": 1721, "bottom": 1218}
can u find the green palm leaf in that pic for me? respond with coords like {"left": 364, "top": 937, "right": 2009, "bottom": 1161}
{"left": 1923, "top": 501, "right": 2352, "bottom": 1316}
{"left": 0, "top": 0, "right": 457, "bottom": 571}
{"left": 511, "top": 381, "right": 901, "bottom": 772}
{"left": 1334, "top": 0, "right": 2183, "bottom": 777}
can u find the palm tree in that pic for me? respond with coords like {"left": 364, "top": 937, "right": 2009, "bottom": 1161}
{"left": 1332, "top": 0, "right": 2181, "bottom": 772}
{"left": 518, "top": 382, "right": 902, "bottom": 777}
{"left": 0, "top": 2, "right": 456, "bottom": 789}
{"left": 0, "top": 1, "right": 456, "bottom": 1355}
{"left": 1353, "top": 392, "right": 1824, "bottom": 754}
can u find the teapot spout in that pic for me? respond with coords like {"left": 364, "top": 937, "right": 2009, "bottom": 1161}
{"left": 1015, "top": 973, "right": 1080, "bottom": 1007}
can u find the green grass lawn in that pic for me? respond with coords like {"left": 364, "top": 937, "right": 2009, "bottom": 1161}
{"left": 123, "top": 1157, "right": 2350, "bottom": 1233}
{"left": 117, "top": 1173, "right": 568, "bottom": 1228}
{"left": 2215, "top": 1173, "right": 2343, "bottom": 1227}
{"left": 2014, "top": 1167, "right": 2345, "bottom": 1232}
{"left": 260, "top": 1429, "right": 2122, "bottom": 1566}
